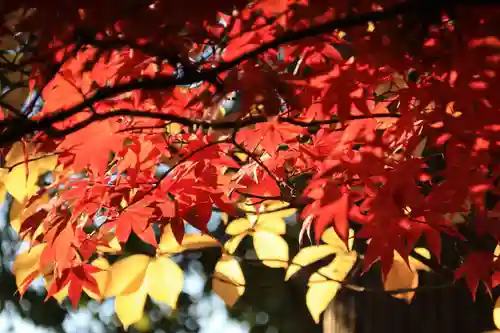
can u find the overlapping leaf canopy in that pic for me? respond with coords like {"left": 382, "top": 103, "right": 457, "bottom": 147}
{"left": 1, "top": 0, "right": 500, "bottom": 329}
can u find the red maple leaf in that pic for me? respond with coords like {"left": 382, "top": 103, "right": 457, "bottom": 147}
{"left": 114, "top": 201, "right": 156, "bottom": 245}
{"left": 46, "top": 264, "right": 102, "bottom": 308}
{"left": 302, "top": 180, "right": 350, "bottom": 245}
{"left": 57, "top": 120, "right": 126, "bottom": 175}
{"left": 454, "top": 252, "right": 494, "bottom": 299}
{"left": 236, "top": 118, "right": 306, "bottom": 156}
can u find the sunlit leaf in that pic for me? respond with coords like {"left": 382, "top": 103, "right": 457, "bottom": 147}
{"left": 3, "top": 143, "right": 57, "bottom": 202}
{"left": 12, "top": 243, "right": 46, "bottom": 292}
{"left": 158, "top": 224, "right": 183, "bottom": 253}
{"left": 254, "top": 213, "right": 287, "bottom": 234}
{"left": 85, "top": 257, "right": 111, "bottom": 301}
{"left": 226, "top": 218, "right": 252, "bottom": 235}
{"left": 228, "top": 201, "right": 294, "bottom": 237}
{"left": 409, "top": 248, "right": 432, "bottom": 272}
{"left": 321, "top": 227, "right": 354, "bottom": 251}
{"left": 96, "top": 233, "right": 122, "bottom": 253}
{"left": 285, "top": 245, "right": 335, "bottom": 281}
{"left": 147, "top": 256, "right": 184, "bottom": 309}
{"left": 105, "top": 254, "right": 151, "bottom": 297}
{"left": 385, "top": 251, "right": 431, "bottom": 302}
{"left": 494, "top": 297, "right": 500, "bottom": 329}
{"left": 264, "top": 201, "right": 297, "bottom": 217}
{"left": 115, "top": 282, "right": 148, "bottom": 330}
{"left": 159, "top": 226, "right": 220, "bottom": 254}
{"left": 224, "top": 232, "right": 248, "bottom": 254}
{"left": 413, "top": 247, "right": 431, "bottom": 260}
{"left": 166, "top": 122, "right": 183, "bottom": 135}
{"left": 306, "top": 252, "right": 357, "bottom": 323}
{"left": 180, "top": 234, "right": 220, "bottom": 251}
{"left": 306, "top": 278, "right": 340, "bottom": 324}
{"left": 212, "top": 255, "right": 245, "bottom": 307}
{"left": 255, "top": 201, "right": 295, "bottom": 234}
{"left": 494, "top": 244, "right": 500, "bottom": 258}
{"left": 253, "top": 231, "right": 289, "bottom": 268}
{"left": 384, "top": 256, "right": 418, "bottom": 303}
{"left": 234, "top": 152, "right": 249, "bottom": 162}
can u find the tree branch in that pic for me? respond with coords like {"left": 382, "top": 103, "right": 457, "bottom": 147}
{"left": 0, "top": 0, "right": 416, "bottom": 145}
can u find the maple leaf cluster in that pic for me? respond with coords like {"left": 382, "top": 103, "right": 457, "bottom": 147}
{"left": 1, "top": 0, "right": 500, "bottom": 329}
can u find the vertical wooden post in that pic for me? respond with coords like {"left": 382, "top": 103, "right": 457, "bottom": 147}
{"left": 321, "top": 277, "right": 495, "bottom": 333}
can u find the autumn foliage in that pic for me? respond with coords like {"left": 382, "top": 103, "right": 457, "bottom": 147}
{"left": 1, "top": 0, "right": 500, "bottom": 329}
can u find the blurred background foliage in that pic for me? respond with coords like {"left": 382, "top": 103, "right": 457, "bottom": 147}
{"left": 0, "top": 196, "right": 321, "bottom": 333}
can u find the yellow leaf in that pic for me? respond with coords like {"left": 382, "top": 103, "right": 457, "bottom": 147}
{"left": 158, "top": 224, "right": 183, "bottom": 253}
{"left": 159, "top": 227, "right": 220, "bottom": 254}
{"left": 367, "top": 21, "right": 375, "bottom": 32}
{"left": 495, "top": 245, "right": 500, "bottom": 258}
{"left": 0, "top": 168, "right": 7, "bottom": 181}
{"left": 105, "top": 254, "right": 151, "bottom": 297}
{"left": 3, "top": 143, "right": 57, "bottom": 202}
{"left": 212, "top": 255, "right": 245, "bottom": 307}
{"left": 231, "top": 201, "right": 294, "bottom": 236}
{"left": 234, "top": 152, "right": 249, "bottom": 162}
{"left": 115, "top": 282, "right": 148, "bottom": 330}
{"left": 85, "top": 257, "right": 111, "bottom": 301}
{"left": 166, "top": 122, "right": 182, "bottom": 135}
{"left": 409, "top": 248, "right": 431, "bottom": 272}
{"left": 181, "top": 234, "right": 220, "bottom": 251}
{"left": 5, "top": 165, "right": 29, "bottom": 203}
{"left": 306, "top": 252, "right": 357, "bottom": 323}
{"left": 92, "top": 257, "right": 111, "bottom": 270}
{"left": 254, "top": 213, "right": 287, "bottom": 234}
{"left": 314, "top": 252, "right": 357, "bottom": 283}
{"left": 285, "top": 245, "right": 335, "bottom": 281}
{"left": 147, "top": 257, "right": 184, "bottom": 309}
{"left": 413, "top": 247, "right": 431, "bottom": 260}
{"left": 108, "top": 254, "right": 186, "bottom": 328}
{"left": 96, "top": 233, "right": 122, "bottom": 253}
{"left": 264, "top": 201, "right": 296, "bottom": 217}
{"left": 12, "top": 243, "right": 45, "bottom": 291}
{"left": 224, "top": 232, "right": 247, "bottom": 254}
{"left": 253, "top": 231, "right": 289, "bottom": 268}
{"left": 10, "top": 200, "right": 27, "bottom": 234}
{"left": 226, "top": 218, "right": 252, "bottom": 235}
{"left": 384, "top": 254, "right": 418, "bottom": 303}
{"left": 4, "top": 142, "right": 25, "bottom": 165}
{"left": 306, "top": 279, "right": 340, "bottom": 324}
{"left": 10, "top": 193, "right": 50, "bottom": 234}
{"left": 321, "top": 227, "right": 354, "bottom": 251}
{"left": 120, "top": 197, "right": 128, "bottom": 209}
{"left": 494, "top": 297, "right": 500, "bottom": 329}
{"left": 253, "top": 201, "right": 294, "bottom": 235}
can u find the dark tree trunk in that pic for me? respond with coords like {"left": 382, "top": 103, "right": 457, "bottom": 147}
{"left": 322, "top": 270, "right": 496, "bottom": 333}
